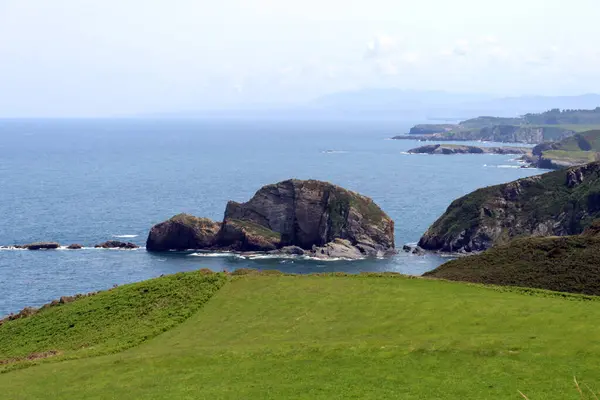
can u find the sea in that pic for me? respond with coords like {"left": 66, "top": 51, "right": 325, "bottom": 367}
{"left": 0, "top": 118, "right": 544, "bottom": 316}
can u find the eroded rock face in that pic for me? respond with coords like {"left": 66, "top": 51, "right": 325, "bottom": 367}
{"left": 419, "top": 162, "right": 600, "bottom": 253}
{"left": 221, "top": 179, "right": 394, "bottom": 256}
{"left": 146, "top": 214, "right": 221, "bottom": 251}
{"left": 146, "top": 180, "right": 395, "bottom": 258}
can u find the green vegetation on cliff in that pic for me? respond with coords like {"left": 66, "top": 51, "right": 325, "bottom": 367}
{"left": 419, "top": 162, "right": 600, "bottom": 252}
{"left": 228, "top": 218, "right": 282, "bottom": 240}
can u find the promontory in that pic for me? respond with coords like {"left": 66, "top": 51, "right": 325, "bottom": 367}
{"left": 418, "top": 162, "right": 600, "bottom": 253}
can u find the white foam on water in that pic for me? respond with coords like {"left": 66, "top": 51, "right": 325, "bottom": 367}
{"left": 0, "top": 247, "right": 27, "bottom": 251}
{"left": 496, "top": 165, "right": 521, "bottom": 169}
{"left": 188, "top": 251, "right": 362, "bottom": 262}
{"left": 300, "top": 255, "right": 363, "bottom": 262}
{"left": 484, "top": 164, "right": 521, "bottom": 169}
{"left": 321, "top": 150, "right": 348, "bottom": 154}
{"left": 189, "top": 252, "right": 242, "bottom": 258}
{"left": 112, "top": 235, "right": 138, "bottom": 238}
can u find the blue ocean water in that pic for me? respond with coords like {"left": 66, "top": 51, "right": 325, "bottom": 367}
{"left": 0, "top": 118, "right": 543, "bottom": 316}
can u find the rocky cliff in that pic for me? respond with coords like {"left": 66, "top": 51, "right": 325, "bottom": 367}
{"left": 147, "top": 180, "right": 395, "bottom": 258}
{"left": 418, "top": 162, "right": 600, "bottom": 253}
{"left": 395, "top": 125, "right": 575, "bottom": 144}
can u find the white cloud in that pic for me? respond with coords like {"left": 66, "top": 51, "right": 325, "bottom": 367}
{"left": 440, "top": 40, "right": 470, "bottom": 57}
{"left": 375, "top": 59, "right": 398, "bottom": 76}
{"left": 477, "top": 35, "right": 499, "bottom": 45}
{"left": 364, "top": 34, "right": 400, "bottom": 59}
{"left": 401, "top": 52, "right": 420, "bottom": 64}
{"left": 525, "top": 45, "right": 560, "bottom": 66}
{"left": 486, "top": 45, "right": 510, "bottom": 60}
{"left": 452, "top": 40, "right": 470, "bottom": 56}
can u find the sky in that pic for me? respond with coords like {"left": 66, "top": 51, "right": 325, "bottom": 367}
{"left": 1, "top": 0, "right": 600, "bottom": 117}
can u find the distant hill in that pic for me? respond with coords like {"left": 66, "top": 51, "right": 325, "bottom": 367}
{"left": 472, "top": 94, "right": 600, "bottom": 117}
{"left": 394, "top": 107, "right": 600, "bottom": 144}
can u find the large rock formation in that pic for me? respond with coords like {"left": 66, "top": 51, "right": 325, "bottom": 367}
{"left": 419, "top": 162, "right": 600, "bottom": 253}
{"left": 146, "top": 214, "right": 221, "bottom": 251}
{"left": 146, "top": 179, "right": 395, "bottom": 258}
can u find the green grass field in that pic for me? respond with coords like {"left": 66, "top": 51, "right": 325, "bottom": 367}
{"left": 552, "top": 124, "right": 600, "bottom": 133}
{"left": 542, "top": 150, "right": 598, "bottom": 163}
{"left": 2, "top": 272, "right": 600, "bottom": 399}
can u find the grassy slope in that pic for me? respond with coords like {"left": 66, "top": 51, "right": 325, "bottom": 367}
{"left": 543, "top": 150, "right": 598, "bottom": 164}
{"left": 0, "top": 271, "right": 227, "bottom": 369}
{"left": 3, "top": 274, "right": 600, "bottom": 399}
{"left": 539, "top": 130, "right": 600, "bottom": 166}
{"left": 545, "top": 124, "right": 600, "bottom": 133}
{"left": 424, "top": 235, "right": 600, "bottom": 295}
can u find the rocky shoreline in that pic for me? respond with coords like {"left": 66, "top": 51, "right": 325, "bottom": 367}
{"left": 0, "top": 241, "right": 140, "bottom": 250}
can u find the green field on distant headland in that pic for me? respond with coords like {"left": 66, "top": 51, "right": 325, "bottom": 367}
{"left": 2, "top": 271, "right": 600, "bottom": 399}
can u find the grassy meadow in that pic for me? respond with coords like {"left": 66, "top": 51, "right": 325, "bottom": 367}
{"left": 2, "top": 272, "right": 600, "bottom": 399}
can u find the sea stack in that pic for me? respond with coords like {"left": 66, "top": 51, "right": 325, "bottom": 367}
{"left": 146, "top": 179, "right": 395, "bottom": 259}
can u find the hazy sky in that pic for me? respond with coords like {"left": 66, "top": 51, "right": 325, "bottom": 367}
{"left": 1, "top": 0, "right": 600, "bottom": 116}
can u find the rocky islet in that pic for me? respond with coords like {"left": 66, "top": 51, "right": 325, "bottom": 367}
{"left": 147, "top": 179, "right": 396, "bottom": 259}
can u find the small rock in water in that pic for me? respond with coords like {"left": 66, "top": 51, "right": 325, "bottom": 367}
{"left": 412, "top": 246, "right": 426, "bottom": 256}
{"left": 23, "top": 242, "right": 60, "bottom": 250}
{"left": 270, "top": 246, "right": 306, "bottom": 256}
{"left": 67, "top": 244, "right": 83, "bottom": 250}
{"left": 95, "top": 241, "right": 139, "bottom": 249}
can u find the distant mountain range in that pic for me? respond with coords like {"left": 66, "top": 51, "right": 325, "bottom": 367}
{"left": 310, "top": 90, "right": 600, "bottom": 120}
{"left": 141, "top": 90, "right": 600, "bottom": 122}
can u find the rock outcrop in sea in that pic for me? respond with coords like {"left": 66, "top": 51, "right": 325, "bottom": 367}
{"left": 20, "top": 242, "right": 60, "bottom": 250}
{"left": 418, "top": 162, "right": 600, "bottom": 253}
{"left": 407, "top": 144, "right": 530, "bottom": 155}
{"left": 94, "top": 241, "right": 139, "bottom": 249}
{"left": 147, "top": 179, "right": 395, "bottom": 259}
